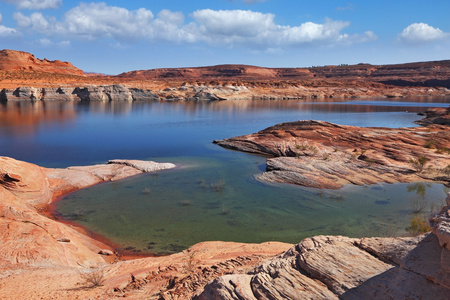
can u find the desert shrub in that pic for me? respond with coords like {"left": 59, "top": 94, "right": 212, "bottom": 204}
{"left": 424, "top": 140, "right": 436, "bottom": 149}
{"left": 295, "top": 143, "right": 318, "bottom": 156}
{"left": 79, "top": 268, "right": 106, "bottom": 288}
{"left": 405, "top": 215, "right": 430, "bottom": 236}
{"left": 409, "top": 156, "right": 429, "bottom": 172}
{"left": 442, "top": 165, "right": 450, "bottom": 175}
{"left": 183, "top": 251, "right": 196, "bottom": 273}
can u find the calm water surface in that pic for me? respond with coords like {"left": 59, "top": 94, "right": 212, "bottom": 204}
{"left": 1, "top": 98, "right": 449, "bottom": 254}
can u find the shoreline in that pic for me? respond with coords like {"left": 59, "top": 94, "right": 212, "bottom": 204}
{"left": 45, "top": 163, "right": 180, "bottom": 260}
{"left": 47, "top": 187, "right": 168, "bottom": 260}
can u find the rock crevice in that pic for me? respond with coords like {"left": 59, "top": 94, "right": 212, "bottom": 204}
{"left": 196, "top": 234, "right": 450, "bottom": 299}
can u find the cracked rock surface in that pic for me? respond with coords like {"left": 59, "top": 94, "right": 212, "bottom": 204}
{"left": 195, "top": 234, "right": 450, "bottom": 299}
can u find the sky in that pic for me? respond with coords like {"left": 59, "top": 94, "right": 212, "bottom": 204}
{"left": 0, "top": 0, "right": 449, "bottom": 74}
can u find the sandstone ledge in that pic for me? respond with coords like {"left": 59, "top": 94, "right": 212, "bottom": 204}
{"left": 195, "top": 234, "right": 450, "bottom": 299}
{"left": 0, "top": 156, "right": 175, "bottom": 269}
{"left": 214, "top": 108, "right": 450, "bottom": 189}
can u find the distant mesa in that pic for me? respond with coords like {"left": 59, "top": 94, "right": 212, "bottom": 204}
{"left": 1, "top": 49, "right": 450, "bottom": 99}
{"left": 2, "top": 49, "right": 450, "bottom": 85}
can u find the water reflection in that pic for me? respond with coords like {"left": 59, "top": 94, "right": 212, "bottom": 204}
{"left": 0, "top": 101, "right": 76, "bottom": 135}
{"left": 407, "top": 182, "right": 431, "bottom": 213}
{"left": 1, "top": 97, "right": 449, "bottom": 136}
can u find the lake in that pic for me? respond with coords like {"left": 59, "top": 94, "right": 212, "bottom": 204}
{"left": 1, "top": 97, "right": 449, "bottom": 254}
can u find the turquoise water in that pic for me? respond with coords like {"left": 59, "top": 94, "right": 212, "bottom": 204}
{"left": 1, "top": 98, "right": 449, "bottom": 254}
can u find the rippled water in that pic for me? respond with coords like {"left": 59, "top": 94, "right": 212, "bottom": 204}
{"left": 1, "top": 97, "right": 448, "bottom": 254}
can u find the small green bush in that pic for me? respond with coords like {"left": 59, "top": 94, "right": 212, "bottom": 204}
{"left": 405, "top": 215, "right": 430, "bottom": 236}
{"left": 409, "top": 156, "right": 429, "bottom": 172}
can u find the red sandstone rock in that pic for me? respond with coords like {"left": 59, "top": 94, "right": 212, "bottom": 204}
{"left": 1, "top": 49, "right": 450, "bottom": 99}
{"left": 0, "top": 49, "right": 84, "bottom": 76}
{"left": 215, "top": 118, "right": 450, "bottom": 189}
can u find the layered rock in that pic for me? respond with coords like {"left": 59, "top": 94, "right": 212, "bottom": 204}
{"left": 416, "top": 106, "right": 450, "bottom": 126}
{"left": 196, "top": 234, "right": 450, "bottom": 299}
{"left": 0, "top": 156, "right": 175, "bottom": 267}
{"left": 0, "top": 49, "right": 84, "bottom": 75}
{"left": 2, "top": 50, "right": 450, "bottom": 101}
{"left": 214, "top": 117, "right": 450, "bottom": 189}
{"left": 0, "top": 85, "right": 159, "bottom": 101}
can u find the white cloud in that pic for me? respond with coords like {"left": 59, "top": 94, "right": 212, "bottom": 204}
{"left": 62, "top": 3, "right": 155, "bottom": 40}
{"left": 1, "top": 0, "right": 61, "bottom": 10}
{"left": 36, "top": 37, "right": 70, "bottom": 47}
{"left": 399, "top": 23, "right": 448, "bottom": 44}
{"left": 0, "top": 12, "right": 20, "bottom": 37}
{"left": 192, "top": 9, "right": 275, "bottom": 38}
{"left": 13, "top": 4, "right": 375, "bottom": 48}
{"left": 14, "top": 12, "right": 51, "bottom": 33}
{"left": 190, "top": 10, "right": 370, "bottom": 47}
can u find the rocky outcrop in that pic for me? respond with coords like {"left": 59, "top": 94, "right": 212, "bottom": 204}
{"left": 0, "top": 49, "right": 84, "bottom": 76}
{"left": 189, "top": 91, "right": 226, "bottom": 101}
{"left": 0, "top": 156, "right": 175, "bottom": 268}
{"left": 0, "top": 85, "right": 159, "bottom": 101}
{"left": 416, "top": 106, "right": 450, "bottom": 126}
{"left": 214, "top": 117, "right": 450, "bottom": 189}
{"left": 196, "top": 234, "right": 450, "bottom": 299}
{"left": 107, "top": 159, "right": 176, "bottom": 172}
{"left": 0, "top": 86, "right": 44, "bottom": 101}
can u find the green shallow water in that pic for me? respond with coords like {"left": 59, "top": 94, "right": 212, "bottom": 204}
{"left": 55, "top": 154, "right": 448, "bottom": 254}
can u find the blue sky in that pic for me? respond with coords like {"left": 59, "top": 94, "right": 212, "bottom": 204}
{"left": 0, "top": 0, "right": 449, "bottom": 74}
